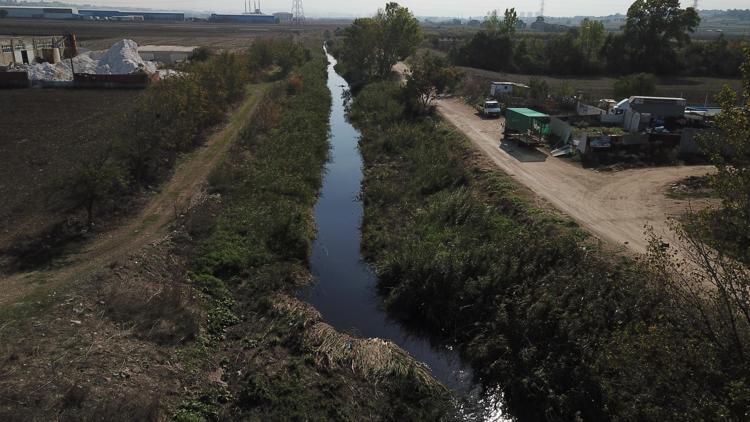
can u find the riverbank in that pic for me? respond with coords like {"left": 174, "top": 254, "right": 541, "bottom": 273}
{"left": 177, "top": 53, "right": 454, "bottom": 420}
{"left": 0, "top": 48, "right": 452, "bottom": 420}
{"left": 349, "top": 77, "right": 748, "bottom": 419}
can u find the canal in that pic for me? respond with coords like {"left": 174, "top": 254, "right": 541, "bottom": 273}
{"left": 299, "top": 47, "right": 506, "bottom": 421}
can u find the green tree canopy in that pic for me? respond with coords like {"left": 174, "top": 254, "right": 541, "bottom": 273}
{"left": 341, "top": 2, "right": 421, "bottom": 82}
{"left": 374, "top": 2, "right": 422, "bottom": 78}
{"left": 700, "top": 48, "right": 750, "bottom": 257}
{"left": 578, "top": 18, "right": 605, "bottom": 63}
{"left": 623, "top": 0, "right": 700, "bottom": 73}
{"left": 404, "top": 52, "right": 462, "bottom": 112}
{"left": 613, "top": 73, "right": 657, "bottom": 99}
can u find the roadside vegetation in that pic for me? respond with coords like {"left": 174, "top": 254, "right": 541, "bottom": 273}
{"left": 336, "top": 3, "right": 750, "bottom": 419}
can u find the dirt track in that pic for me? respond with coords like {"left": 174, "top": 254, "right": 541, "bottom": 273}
{"left": 0, "top": 86, "right": 266, "bottom": 307}
{"left": 438, "top": 98, "right": 715, "bottom": 255}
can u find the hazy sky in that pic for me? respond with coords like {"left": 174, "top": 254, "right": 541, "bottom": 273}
{"left": 75, "top": 0, "right": 748, "bottom": 17}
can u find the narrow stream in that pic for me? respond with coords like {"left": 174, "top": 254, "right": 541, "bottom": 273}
{"left": 299, "top": 48, "right": 506, "bottom": 421}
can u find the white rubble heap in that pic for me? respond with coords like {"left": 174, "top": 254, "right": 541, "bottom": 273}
{"left": 12, "top": 39, "right": 159, "bottom": 81}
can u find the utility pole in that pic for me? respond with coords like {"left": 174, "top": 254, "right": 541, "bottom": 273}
{"left": 539, "top": 0, "right": 545, "bottom": 18}
{"left": 292, "top": 0, "right": 305, "bottom": 25}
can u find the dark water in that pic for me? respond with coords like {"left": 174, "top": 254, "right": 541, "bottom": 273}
{"left": 299, "top": 48, "right": 506, "bottom": 421}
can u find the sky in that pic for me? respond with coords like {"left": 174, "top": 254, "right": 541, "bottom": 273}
{"left": 71, "top": 0, "right": 748, "bottom": 17}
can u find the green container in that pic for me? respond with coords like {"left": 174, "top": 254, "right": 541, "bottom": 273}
{"left": 505, "top": 108, "right": 550, "bottom": 135}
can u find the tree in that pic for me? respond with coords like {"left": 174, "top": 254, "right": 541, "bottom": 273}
{"left": 341, "top": 17, "right": 381, "bottom": 81}
{"left": 623, "top": 0, "right": 700, "bottom": 73}
{"left": 374, "top": 2, "right": 422, "bottom": 78}
{"left": 613, "top": 73, "right": 657, "bottom": 99}
{"left": 453, "top": 31, "right": 514, "bottom": 72}
{"left": 699, "top": 48, "right": 750, "bottom": 256}
{"left": 482, "top": 10, "right": 502, "bottom": 33}
{"left": 69, "top": 153, "right": 127, "bottom": 227}
{"left": 501, "top": 8, "right": 520, "bottom": 37}
{"left": 528, "top": 77, "right": 550, "bottom": 104}
{"left": 404, "top": 52, "right": 462, "bottom": 112}
{"left": 340, "top": 3, "right": 421, "bottom": 82}
{"left": 578, "top": 18, "right": 605, "bottom": 64}
{"left": 483, "top": 8, "right": 518, "bottom": 37}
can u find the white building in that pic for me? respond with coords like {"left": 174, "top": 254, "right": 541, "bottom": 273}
{"left": 490, "top": 81, "right": 530, "bottom": 96}
{"left": 138, "top": 45, "right": 198, "bottom": 64}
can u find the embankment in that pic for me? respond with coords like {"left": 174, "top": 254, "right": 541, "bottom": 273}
{"left": 175, "top": 54, "right": 454, "bottom": 420}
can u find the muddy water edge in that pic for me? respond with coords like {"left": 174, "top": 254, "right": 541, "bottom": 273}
{"left": 298, "top": 47, "right": 507, "bottom": 420}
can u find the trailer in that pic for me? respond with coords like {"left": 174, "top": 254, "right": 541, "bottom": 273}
{"left": 504, "top": 108, "right": 550, "bottom": 147}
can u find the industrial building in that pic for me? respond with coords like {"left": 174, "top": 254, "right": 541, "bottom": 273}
{"left": 210, "top": 1, "right": 277, "bottom": 24}
{"left": 273, "top": 12, "right": 293, "bottom": 23}
{"left": 78, "top": 10, "right": 185, "bottom": 21}
{"left": 138, "top": 45, "right": 198, "bottom": 64}
{"left": 0, "top": 6, "right": 185, "bottom": 21}
{"left": 209, "top": 13, "right": 276, "bottom": 23}
{"left": 0, "top": 6, "right": 79, "bottom": 19}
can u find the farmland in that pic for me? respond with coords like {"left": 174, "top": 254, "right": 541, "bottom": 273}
{"left": 0, "top": 89, "right": 139, "bottom": 254}
{"left": 0, "top": 18, "right": 340, "bottom": 49}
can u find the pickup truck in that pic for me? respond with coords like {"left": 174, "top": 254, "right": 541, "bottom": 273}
{"left": 478, "top": 100, "right": 502, "bottom": 118}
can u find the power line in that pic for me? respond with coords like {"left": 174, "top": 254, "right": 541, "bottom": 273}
{"left": 292, "top": 0, "right": 305, "bottom": 25}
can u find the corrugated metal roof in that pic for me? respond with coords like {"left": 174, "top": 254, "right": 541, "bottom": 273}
{"left": 507, "top": 108, "right": 548, "bottom": 118}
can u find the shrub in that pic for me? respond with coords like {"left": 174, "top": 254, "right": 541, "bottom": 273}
{"left": 613, "top": 72, "right": 657, "bottom": 99}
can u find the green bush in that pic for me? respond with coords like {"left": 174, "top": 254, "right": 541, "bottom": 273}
{"left": 613, "top": 72, "right": 657, "bottom": 99}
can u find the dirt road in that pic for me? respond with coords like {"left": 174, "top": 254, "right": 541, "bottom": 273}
{"left": 0, "top": 85, "right": 267, "bottom": 307}
{"left": 438, "top": 98, "right": 715, "bottom": 255}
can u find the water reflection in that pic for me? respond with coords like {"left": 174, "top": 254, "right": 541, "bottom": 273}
{"left": 298, "top": 46, "right": 508, "bottom": 421}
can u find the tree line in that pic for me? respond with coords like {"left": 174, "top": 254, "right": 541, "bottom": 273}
{"left": 449, "top": 0, "right": 747, "bottom": 77}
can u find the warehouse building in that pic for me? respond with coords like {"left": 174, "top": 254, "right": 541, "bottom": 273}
{"left": 78, "top": 10, "right": 185, "bottom": 21}
{"left": 138, "top": 45, "right": 197, "bottom": 64}
{"left": 0, "top": 6, "right": 79, "bottom": 19}
{"left": 273, "top": 12, "right": 293, "bottom": 23}
{"left": 209, "top": 13, "right": 276, "bottom": 24}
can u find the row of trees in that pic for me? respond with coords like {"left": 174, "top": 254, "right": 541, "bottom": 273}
{"left": 451, "top": 0, "right": 746, "bottom": 77}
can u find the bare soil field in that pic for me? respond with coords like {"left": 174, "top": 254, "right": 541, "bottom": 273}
{"left": 0, "top": 89, "right": 140, "bottom": 251}
{"left": 0, "top": 19, "right": 340, "bottom": 50}
{"left": 437, "top": 97, "right": 717, "bottom": 255}
{"left": 0, "top": 85, "right": 267, "bottom": 307}
{"left": 459, "top": 65, "right": 742, "bottom": 104}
